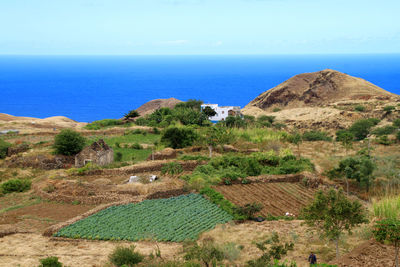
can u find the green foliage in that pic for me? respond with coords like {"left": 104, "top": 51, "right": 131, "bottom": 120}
{"left": 257, "top": 115, "right": 275, "bottom": 127}
{"left": 354, "top": 105, "right": 366, "bottom": 112}
{"left": 199, "top": 187, "right": 243, "bottom": 220}
{"left": 109, "top": 245, "right": 144, "bottom": 267}
{"left": 202, "top": 106, "right": 217, "bottom": 117}
{"left": 302, "top": 131, "right": 332, "bottom": 141}
{"left": 287, "top": 133, "right": 302, "bottom": 145}
{"left": 54, "top": 129, "right": 86, "bottom": 155}
{"left": 397, "top": 131, "right": 400, "bottom": 142}
{"left": 301, "top": 189, "right": 368, "bottom": 257}
{"left": 234, "top": 202, "right": 263, "bottom": 220}
{"left": 384, "top": 105, "right": 396, "bottom": 113}
{"left": 38, "top": 256, "right": 63, "bottom": 267}
{"left": 84, "top": 119, "right": 123, "bottom": 130}
{"left": 246, "top": 232, "right": 294, "bottom": 267}
{"left": 55, "top": 194, "right": 232, "bottom": 242}
{"left": 273, "top": 108, "right": 281, "bottom": 112}
{"left": 124, "top": 109, "right": 140, "bottom": 120}
{"left": 161, "top": 127, "right": 198, "bottom": 149}
{"left": 327, "top": 156, "right": 375, "bottom": 190}
{"left": 376, "top": 135, "right": 392, "bottom": 145}
{"left": 373, "top": 219, "right": 400, "bottom": 267}
{"left": 175, "top": 99, "right": 203, "bottom": 111}
{"left": 393, "top": 118, "right": 400, "bottom": 128}
{"left": 115, "top": 152, "right": 123, "bottom": 162}
{"left": 348, "top": 118, "right": 380, "bottom": 140}
{"left": 183, "top": 238, "right": 225, "bottom": 267}
{"left": 372, "top": 125, "right": 397, "bottom": 136}
{"left": 221, "top": 115, "right": 247, "bottom": 128}
{"left": 1, "top": 179, "right": 31, "bottom": 194}
{"left": 0, "top": 138, "right": 11, "bottom": 159}
{"left": 161, "top": 162, "right": 183, "bottom": 175}
{"left": 373, "top": 196, "right": 400, "bottom": 220}
{"left": 335, "top": 130, "right": 354, "bottom": 142}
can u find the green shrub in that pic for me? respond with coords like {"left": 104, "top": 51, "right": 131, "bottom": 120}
{"left": 109, "top": 245, "right": 144, "bottom": 267}
{"left": 221, "top": 116, "right": 247, "bottom": 128}
{"left": 234, "top": 202, "right": 263, "bottom": 220}
{"left": 302, "top": 131, "right": 332, "bottom": 141}
{"left": 1, "top": 179, "right": 31, "bottom": 194}
{"left": 354, "top": 105, "right": 366, "bottom": 112}
{"left": 349, "top": 118, "right": 380, "bottom": 140}
{"left": 397, "top": 131, "right": 400, "bottom": 142}
{"left": 200, "top": 187, "right": 244, "bottom": 220}
{"left": 383, "top": 105, "right": 396, "bottom": 113}
{"left": 393, "top": 119, "right": 400, "bottom": 128}
{"left": 273, "top": 108, "right": 281, "bottom": 112}
{"left": 115, "top": 152, "right": 123, "bottom": 162}
{"left": 38, "top": 256, "right": 63, "bottom": 267}
{"left": 124, "top": 110, "right": 139, "bottom": 120}
{"left": 372, "top": 125, "right": 397, "bottom": 136}
{"left": 376, "top": 135, "right": 392, "bottom": 146}
{"left": 84, "top": 119, "right": 123, "bottom": 130}
{"left": 54, "top": 129, "right": 86, "bottom": 155}
{"left": 161, "top": 127, "right": 198, "bottom": 149}
{"left": 131, "top": 143, "right": 143, "bottom": 150}
{"left": 161, "top": 162, "right": 183, "bottom": 175}
{"left": 0, "top": 138, "right": 11, "bottom": 159}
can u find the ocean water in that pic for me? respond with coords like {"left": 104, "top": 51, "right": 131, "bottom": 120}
{"left": 1, "top": 54, "right": 399, "bottom": 122}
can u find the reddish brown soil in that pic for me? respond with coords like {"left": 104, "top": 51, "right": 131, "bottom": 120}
{"left": 0, "top": 202, "right": 93, "bottom": 232}
{"left": 332, "top": 239, "right": 395, "bottom": 267}
{"left": 214, "top": 182, "right": 316, "bottom": 216}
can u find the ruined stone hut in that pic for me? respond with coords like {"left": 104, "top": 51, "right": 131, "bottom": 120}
{"left": 75, "top": 139, "right": 114, "bottom": 168}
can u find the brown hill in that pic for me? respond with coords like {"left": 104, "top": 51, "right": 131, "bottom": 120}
{"left": 244, "top": 69, "right": 398, "bottom": 112}
{"left": 136, "top": 98, "right": 182, "bottom": 116}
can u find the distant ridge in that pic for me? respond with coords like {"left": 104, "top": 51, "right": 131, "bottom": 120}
{"left": 136, "top": 98, "right": 182, "bottom": 116}
{"left": 244, "top": 69, "right": 399, "bottom": 112}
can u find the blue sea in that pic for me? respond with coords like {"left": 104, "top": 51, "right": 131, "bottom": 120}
{"left": 1, "top": 54, "right": 399, "bottom": 122}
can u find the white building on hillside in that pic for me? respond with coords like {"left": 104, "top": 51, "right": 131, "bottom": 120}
{"left": 201, "top": 104, "right": 242, "bottom": 122}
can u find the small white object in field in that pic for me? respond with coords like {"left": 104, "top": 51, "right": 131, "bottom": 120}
{"left": 128, "top": 176, "right": 139, "bottom": 183}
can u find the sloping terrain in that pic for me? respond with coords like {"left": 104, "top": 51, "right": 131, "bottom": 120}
{"left": 136, "top": 98, "right": 182, "bottom": 116}
{"left": 244, "top": 69, "right": 398, "bottom": 112}
{"left": 214, "top": 182, "right": 317, "bottom": 216}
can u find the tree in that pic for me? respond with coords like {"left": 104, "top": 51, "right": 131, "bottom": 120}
{"left": 53, "top": 129, "right": 86, "bottom": 156}
{"left": 223, "top": 115, "right": 247, "bottom": 128}
{"left": 161, "top": 127, "right": 198, "bottom": 149}
{"left": 301, "top": 189, "right": 368, "bottom": 258}
{"left": 336, "top": 130, "right": 354, "bottom": 155}
{"left": 348, "top": 118, "right": 380, "bottom": 140}
{"left": 373, "top": 219, "right": 400, "bottom": 267}
{"left": 328, "top": 156, "right": 375, "bottom": 193}
{"left": 183, "top": 238, "right": 224, "bottom": 267}
{"left": 175, "top": 99, "right": 204, "bottom": 111}
{"left": 384, "top": 105, "right": 396, "bottom": 113}
{"left": 124, "top": 109, "right": 139, "bottom": 120}
{"left": 287, "top": 133, "right": 302, "bottom": 157}
{"left": 202, "top": 106, "right": 217, "bottom": 117}
{"left": 201, "top": 127, "right": 234, "bottom": 157}
{"left": 246, "top": 232, "right": 294, "bottom": 267}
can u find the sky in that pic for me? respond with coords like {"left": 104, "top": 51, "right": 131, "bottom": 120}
{"left": 0, "top": 0, "right": 399, "bottom": 55}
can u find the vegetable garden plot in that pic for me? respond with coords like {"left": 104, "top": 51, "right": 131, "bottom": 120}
{"left": 54, "top": 194, "right": 232, "bottom": 242}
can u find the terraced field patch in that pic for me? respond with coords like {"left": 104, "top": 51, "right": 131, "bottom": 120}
{"left": 54, "top": 194, "right": 232, "bottom": 242}
{"left": 214, "top": 182, "right": 316, "bottom": 216}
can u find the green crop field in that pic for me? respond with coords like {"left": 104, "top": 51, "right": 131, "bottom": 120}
{"left": 54, "top": 194, "right": 232, "bottom": 242}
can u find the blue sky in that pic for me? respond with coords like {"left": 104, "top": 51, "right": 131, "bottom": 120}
{"left": 0, "top": 0, "right": 399, "bottom": 55}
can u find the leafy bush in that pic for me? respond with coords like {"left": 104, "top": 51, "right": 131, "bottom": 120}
{"left": 354, "top": 105, "right": 366, "bottom": 112}
{"left": 115, "top": 152, "right": 123, "bottom": 162}
{"left": 1, "top": 179, "right": 31, "bottom": 194}
{"left": 161, "top": 127, "right": 198, "bottom": 149}
{"left": 273, "top": 108, "right": 281, "bottom": 112}
{"left": 372, "top": 125, "right": 397, "bottom": 136}
{"left": 234, "top": 202, "right": 263, "bottom": 219}
{"left": 0, "top": 138, "right": 11, "bottom": 159}
{"left": 131, "top": 143, "right": 143, "bottom": 150}
{"left": 349, "top": 118, "right": 380, "bottom": 140}
{"left": 397, "top": 131, "right": 400, "bottom": 142}
{"left": 84, "top": 119, "right": 123, "bottom": 130}
{"left": 376, "top": 135, "right": 392, "bottom": 146}
{"left": 54, "top": 129, "right": 86, "bottom": 155}
{"left": 302, "top": 131, "right": 332, "bottom": 141}
{"left": 109, "top": 245, "right": 144, "bottom": 267}
{"left": 221, "top": 116, "right": 247, "bottom": 128}
{"left": 161, "top": 162, "right": 183, "bottom": 175}
{"left": 175, "top": 99, "right": 203, "bottom": 111}
{"left": 393, "top": 119, "right": 400, "bottom": 128}
{"left": 383, "top": 105, "right": 396, "bottom": 113}
{"left": 38, "top": 256, "right": 63, "bottom": 267}
{"left": 124, "top": 109, "right": 139, "bottom": 120}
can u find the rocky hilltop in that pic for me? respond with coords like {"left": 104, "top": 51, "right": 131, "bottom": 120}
{"left": 245, "top": 69, "right": 397, "bottom": 112}
{"left": 136, "top": 97, "right": 182, "bottom": 116}
{"left": 243, "top": 69, "right": 400, "bottom": 130}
